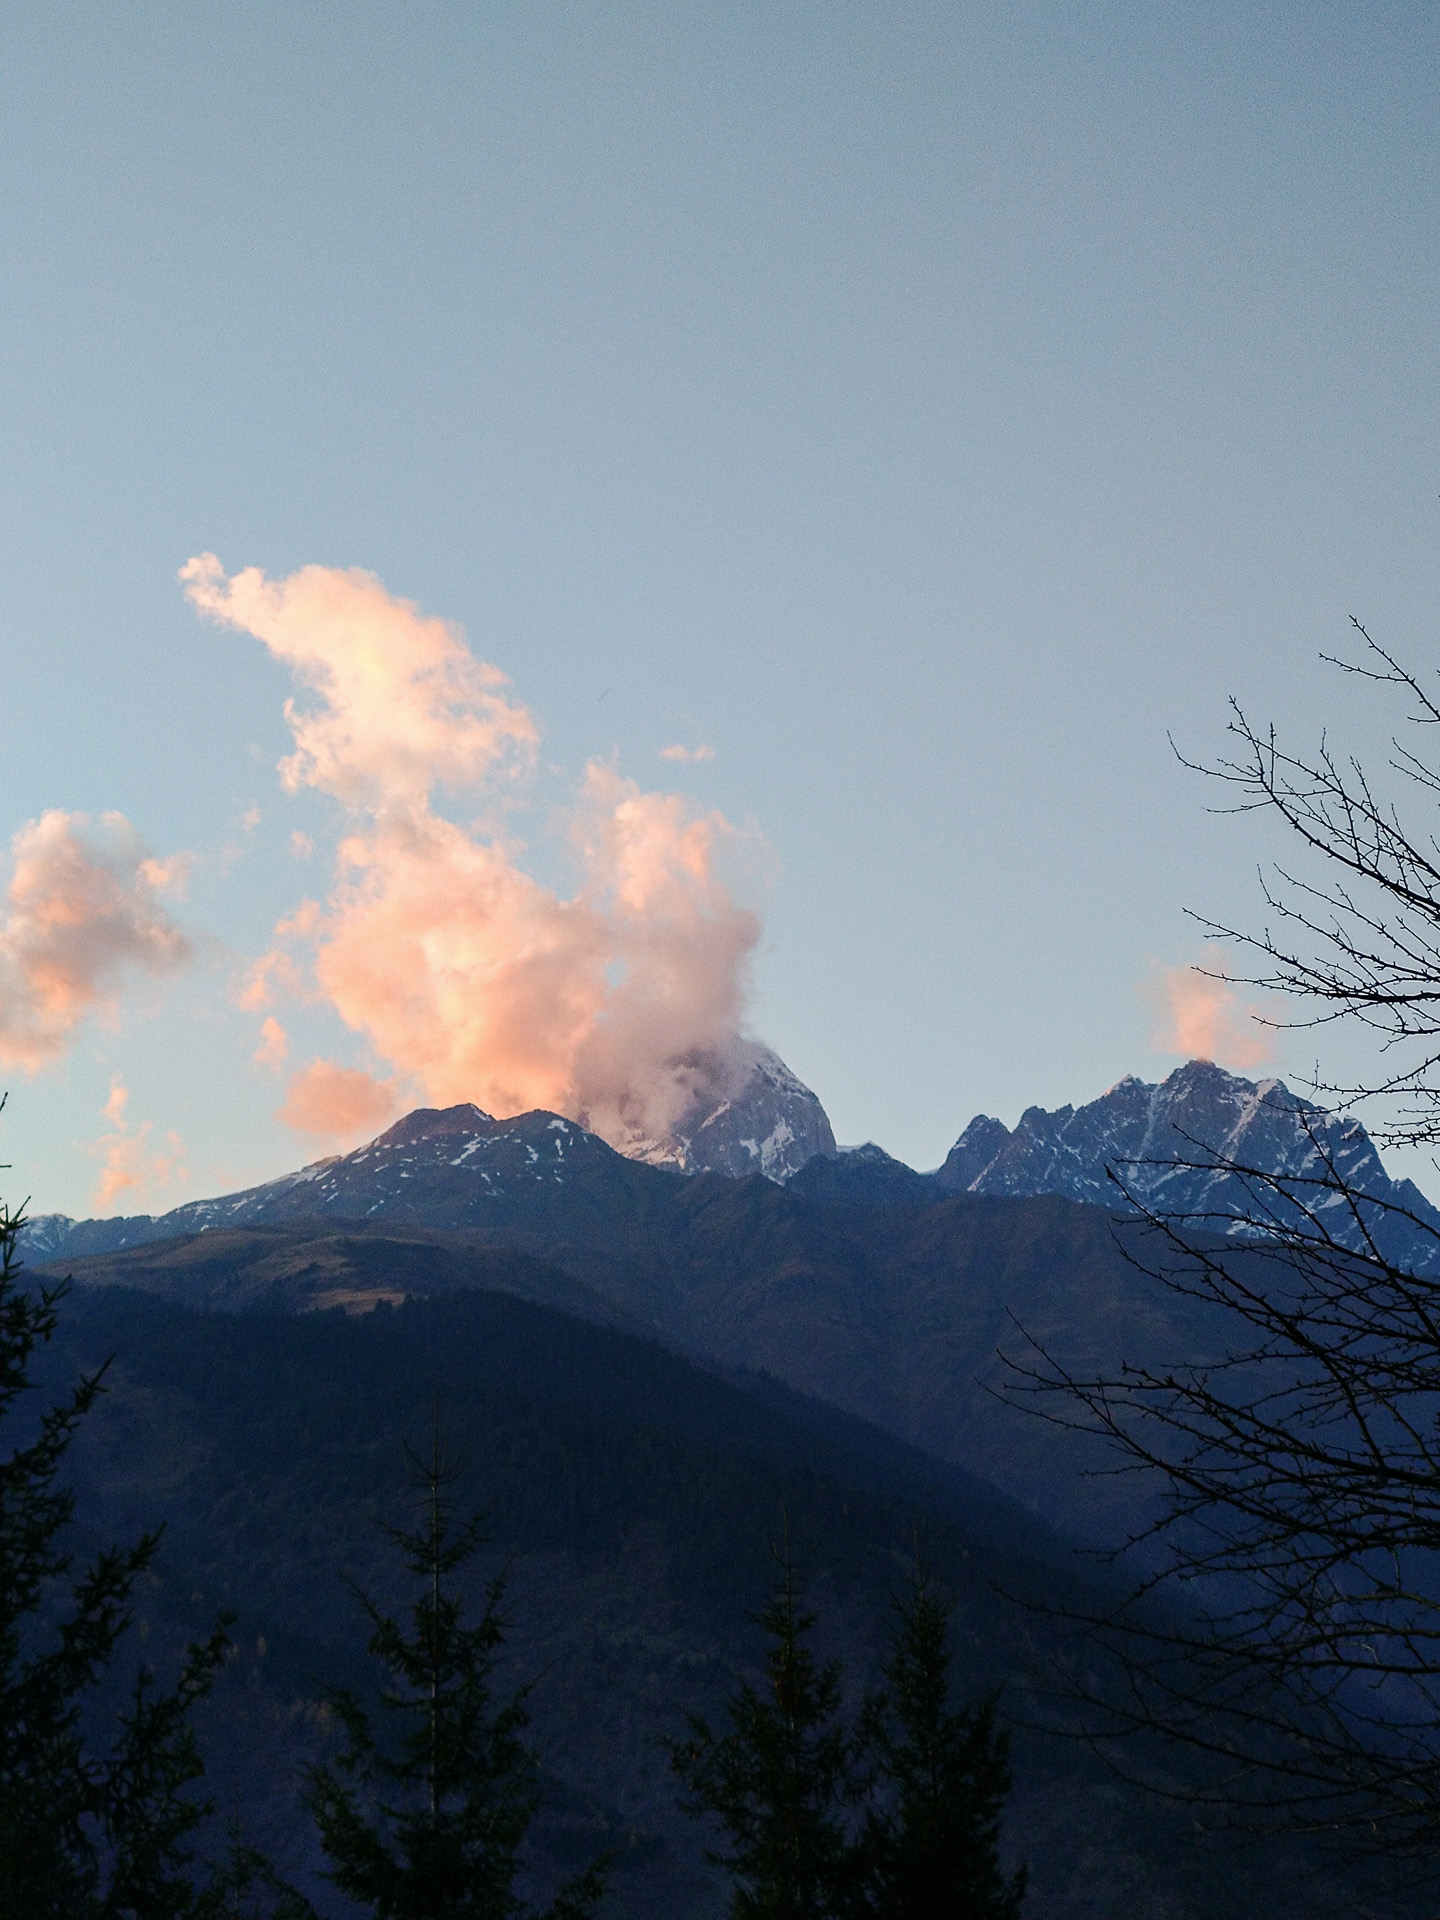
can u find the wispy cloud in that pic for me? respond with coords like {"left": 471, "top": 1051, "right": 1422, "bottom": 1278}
{"left": 1144, "top": 949, "right": 1277, "bottom": 1073}
{"left": 89, "top": 1075, "right": 189, "bottom": 1214}
{"left": 659, "top": 743, "right": 715, "bottom": 762}
{"left": 253, "top": 1015, "right": 288, "bottom": 1070}
{"left": 0, "top": 811, "right": 191, "bottom": 1071}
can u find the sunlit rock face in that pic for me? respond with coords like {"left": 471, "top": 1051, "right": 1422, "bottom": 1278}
{"left": 607, "top": 1041, "right": 837, "bottom": 1182}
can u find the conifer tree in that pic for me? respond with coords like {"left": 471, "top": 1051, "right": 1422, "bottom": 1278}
{"left": 671, "top": 1542, "right": 1025, "bottom": 1920}
{"left": 668, "top": 1537, "right": 857, "bottom": 1920}
{"left": 0, "top": 1193, "right": 230, "bottom": 1919}
{"left": 303, "top": 1420, "right": 607, "bottom": 1920}
{"left": 855, "top": 1569, "right": 1025, "bottom": 1920}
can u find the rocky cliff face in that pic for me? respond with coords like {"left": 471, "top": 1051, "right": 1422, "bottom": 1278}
{"left": 621, "top": 1040, "right": 837, "bottom": 1180}
{"left": 936, "top": 1058, "right": 1440, "bottom": 1266}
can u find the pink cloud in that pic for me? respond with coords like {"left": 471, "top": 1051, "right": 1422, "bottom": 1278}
{"left": 101, "top": 1077, "right": 129, "bottom": 1128}
{"left": 181, "top": 552, "right": 537, "bottom": 812}
{"left": 0, "top": 811, "right": 191, "bottom": 1071}
{"left": 253, "top": 1015, "right": 288, "bottom": 1070}
{"left": 236, "top": 945, "right": 308, "bottom": 1013}
{"left": 186, "top": 556, "right": 766, "bottom": 1153}
{"left": 1146, "top": 952, "right": 1277, "bottom": 1072}
{"left": 281, "top": 766, "right": 761, "bottom": 1145}
{"left": 659, "top": 743, "right": 715, "bottom": 762}
{"left": 279, "top": 1059, "right": 403, "bottom": 1140}
{"left": 89, "top": 1076, "right": 189, "bottom": 1214}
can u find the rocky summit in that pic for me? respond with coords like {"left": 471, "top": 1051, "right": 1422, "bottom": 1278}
{"left": 20, "top": 1041, "right": 836, "bottom": 1266}
{"left": 617, "top": 1039, "right": 837, "bottom": 1179}
{"left": 934, "top": 1058, "right": 1440, "bottom": 1266}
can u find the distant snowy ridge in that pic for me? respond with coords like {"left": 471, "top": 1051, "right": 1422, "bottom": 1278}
{"left": 934, "top": 1058, "right": 1440, "bottom": 1268}
{"left": 30, "top": 1057, "right": 1430, "bottom": 1278}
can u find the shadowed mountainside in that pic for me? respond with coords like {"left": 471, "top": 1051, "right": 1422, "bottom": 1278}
{"left": 45, "top": 1183, "right": 1226, "bottom": 1546}
{"left": 31, "top": 1059, "right": 1437, "bottom": 1549}
{"left": 41, "top": 1282, "right": 1347, "bottom": 1920}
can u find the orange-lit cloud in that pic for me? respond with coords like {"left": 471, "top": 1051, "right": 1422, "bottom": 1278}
{"left": 182, "top": 552, "right": 537, "bottom": 811}
{"left": 90, "top": 1075, "right": 189, "bottom": 1214}
{"left": 186, "top": 556, "right": 764, "bottom": 1151}
{"left": 279, "top": 1059, "right": 403, "bottom": 1141}
{"left": 236, "top": 946, "right": 308, "bottom": 1013}
{"left": 1146, "top": 951, "right": 1277, "bottom": 1072}
{"left": 659, "top": 743, "right": 715, "bottom": 762}
{"left": 294, "top": 764, "right": 760, "bottom": 1144}
{"left": 0, "top": 811, "right": 192, "bottom": 1071}
{"left": 253, "top": 1015, "right": 288, "bottom": 1070}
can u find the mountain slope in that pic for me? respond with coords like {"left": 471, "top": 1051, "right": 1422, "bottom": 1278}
{"left": 44, "top": 1182, "right": 1224, "bottom": 1544}
{"left": 30, "top": 1059, "right": 1437, "bottom": 1545}
{"left": 46, "top": 1282, "right": 1332, "bottom": 1920}
{"left": 32, "top": 1059, "right": 1430, "bottom": 1275}
{"left": 20, "top": 1070, "right": 831, "bottom": 1273}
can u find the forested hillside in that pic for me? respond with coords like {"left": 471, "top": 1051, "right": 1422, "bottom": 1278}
{"left": 43, "top": 1187, "right": 1231, "bottom": 1545}
{"left": 31, "top": 1280, "right": 1350, "bottom": 1919}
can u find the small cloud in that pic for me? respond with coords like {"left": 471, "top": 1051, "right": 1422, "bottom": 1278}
{"left": 238, "top": 805, "right": 262, "bottom": 834}
{"left": 137, "top": 851, "right": 195, "bottom": 897}
{"left": 89, "top": 1074, "right": 189, "bottom": 1213}
{"left": 0, "top": 810, "right": 192, "bottom": 1072}
{"left": 278, "top": 898, "right": 322, "bottom": 939}
{"left": 253, "top": 1015, "right": 288, "bottom": 1070}
{"left": 279, "top": 1059, "right": 401, "bottom": 1141}
{"left": 289, "top": 830, "right": 314, "bottom": 860}
{"left": 101, "top": 1075, "right": 128, "bottom": 1128}
{"left": 659, "top": 743, "right": 716, "bottom": 763}
{"left": 1143, "top": 948, "right": 1278, "bottom": 1072}
{"left": 236, "top": 935, "right": 312, "bottom": 1012}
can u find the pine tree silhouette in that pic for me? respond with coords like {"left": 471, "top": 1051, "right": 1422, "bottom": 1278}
{"left": 855, "top": 1565, "right": 1025, "bottom": 1919}
{"left": 0, "top": 1191, "right": 230, "bottom": 1918}
{"left": 303, "top": 1413, "right": 607, "bottom": 1920}
{"left": 669, "top": 1528, "right": 857, "bottom": 1920}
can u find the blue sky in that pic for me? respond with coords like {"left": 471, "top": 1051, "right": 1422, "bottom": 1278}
{"left": 1, "top": 2, "right": 1437, "bottom": 1216}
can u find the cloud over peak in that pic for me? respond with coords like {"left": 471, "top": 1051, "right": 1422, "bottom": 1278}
{"left": 1146, "top": 950, "right": 1277, "bottom": 1073}
{"left": 184, "top": 556, "right": 764, "bottom": 1152}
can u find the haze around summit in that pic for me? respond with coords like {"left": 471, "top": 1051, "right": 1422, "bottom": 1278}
{"left": 1, "top": 3, "right": 1438, "bottom": 1216}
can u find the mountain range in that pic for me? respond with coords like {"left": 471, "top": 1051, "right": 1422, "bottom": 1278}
{"left": 18, "top": 1056, "right": 1426, "bottom": 1915}
{"left": 29, "top": 1053, "right": 1434, "bottom": 1546}
{"left": 24, "top": 1055, "right": 1440, "bottom": 1274}
{"left": 937, "top": 1057, "right": 1440, "bottom": 1255}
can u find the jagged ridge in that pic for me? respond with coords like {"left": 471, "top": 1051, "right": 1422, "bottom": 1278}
{"left": 931, "top": 1058, "right": 1440, "bottom": 1267}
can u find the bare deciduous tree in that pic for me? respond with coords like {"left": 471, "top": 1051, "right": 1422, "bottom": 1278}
{"left": 1009, "top": 622, "right": 1440, "bottom": 1876}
